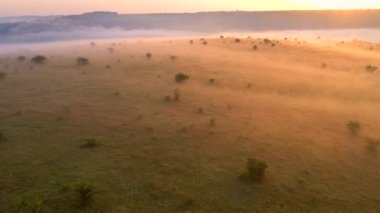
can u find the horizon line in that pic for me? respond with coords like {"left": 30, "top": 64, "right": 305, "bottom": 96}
{"left": 2, "top": 8, "right": 380, "bottom": 18}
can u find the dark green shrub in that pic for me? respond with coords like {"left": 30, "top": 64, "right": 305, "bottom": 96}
{"left": 346, "top": 121, "right": 361, "bottom": 135}
{"left": 241, "top": 158, "right": 267, "bottom": 182}
{"left": 175, "top": 73, "right": 190, "bottom": 83}
{"left": 31, "top": 55, "right": 47, "bottom": 64}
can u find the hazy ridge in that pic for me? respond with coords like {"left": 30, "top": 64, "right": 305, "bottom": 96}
{"left": 1, "top": 10, "right": 380, "bottom": 42}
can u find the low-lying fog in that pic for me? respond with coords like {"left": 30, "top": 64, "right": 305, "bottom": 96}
{"left": 1, "top": 28, "right": 380, "bottom": 44}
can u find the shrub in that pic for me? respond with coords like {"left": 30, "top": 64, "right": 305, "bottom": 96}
{"left": 321, "top": 63, "right": 327, "bottom": 68}
{"left": 208, "top": 78, "right": 215, "bottom": 84}
{"left": 170, "top": 56, "right": 177, "bottom": 62}
{"left": 252, "top": 45, "right": 258, "bottom": 50}
{"left": 220, "top": 35, "right": 224, "bottom": 39}
{"left": 175, "top": 73, "right": 190, "bottom": 83}
{"left": 241, "top": 158, "right": 267, "bottom": 182}
{"left": 81, "top": 138, "right": 100, "bottom": 148}
{"left": 346, "top": 121, "right": 361, "bottom": 135}
{"left": 146, "top": 53, "right": 152, "bottom": 59}
{"left": 76, "top": 57, "right": 90, "bottom": 66}
{"left": 366, "top": 138, "right": 380, "bottom": 154}
{"left": 189, "top": 40, "right": 194, "bottom": 44}
{"left": 31, "top": 55, "right": 47, "bottom": 64}
{"left": 235, "top": 38, "right": 241, "bottom": 43}
{"left": 365, "top": 65, "right": 377, "bottom": 73}
{"left": 0, "top": 71, "right": 6, "bottom": 80}
{"left": 108, "top": 47, "right": 114, "bottom": 54}
{"left": 202, "top": 41, "right": 208, "bottom": 45}
{"left": 75, "top": 180, "right": 97, "bottom": 209}
{"left": 197, "top": 107, "right": 204, "bottom": 114}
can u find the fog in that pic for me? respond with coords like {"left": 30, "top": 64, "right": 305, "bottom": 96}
{"left": 1, "top": 28, "right": 380, "bottom": 45}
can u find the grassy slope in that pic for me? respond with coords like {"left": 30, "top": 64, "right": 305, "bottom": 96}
{"left": 0, "top": 37, "right": 380, "bottom": 212}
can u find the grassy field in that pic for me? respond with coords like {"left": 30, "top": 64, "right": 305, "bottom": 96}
{"left": 0, "top": 36, "right": 380, "bottom": 212}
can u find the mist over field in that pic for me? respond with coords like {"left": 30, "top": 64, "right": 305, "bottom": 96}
{"left": 1, "top": 9, "right": 380, "bottom": 213}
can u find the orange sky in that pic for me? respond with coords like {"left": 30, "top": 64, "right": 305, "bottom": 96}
{"left": 1, "top": 0, "right": 380, "bottom": 16}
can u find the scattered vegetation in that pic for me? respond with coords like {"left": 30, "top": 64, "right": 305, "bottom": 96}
{"left": 175, "top": 73, "right": 190, "bottom": 83}
{"left": 235, "top": 38, "right": 241, "bottom": 43}
{"left": 76, "top": 57, "right": 90, "bottom": 66}
{"left": 197, "top": 107, "right": 204, "bottom": 114}
{"left": 253, "top": 45, "right": 258, "bottom": 50}
{"left": 170, "top": 56, "right": 177, "bottom": 62}
{"left": 346, "top": 121, "right": 361, "bottom": 135}
{"left": 108, "top": 47, "right": 114, "bottom": 54}
{"left": 31, "top": 55, "right": 47, "bottom": 64}
{"left": 241, "top": 158, "right": 268, "bottom": 182}
{"left": 208, "top": 78, "right": 215, "bottom": 84}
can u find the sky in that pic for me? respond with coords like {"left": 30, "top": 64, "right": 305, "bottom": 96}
{"left": 0, "top": 0, "right": 380, "bottom": 16}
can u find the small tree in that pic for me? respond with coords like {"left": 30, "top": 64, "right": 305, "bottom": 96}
{"left": 76, "top": 57, "right": 90, "bottom": 66}
{"left": 31, "top": 55, "right": 47, "bottom": 64}
{"left": 346, "top": 121, "right": 361, "bottom": 135}
{"left": 175, "top": 73, "right": 190, "bottom": 83}
{"left": 241, "top": 158, "right": 267, "bottom": 182}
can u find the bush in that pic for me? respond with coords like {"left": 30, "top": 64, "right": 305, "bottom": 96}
{"left": 346, "top": 121, "right": 361, "bottom": 135}
{"left": 0, "top": 71, "right": 6, "bottom": 80}
{"left": 81, "top": 138, "right": 100, "bottom": 148}
{"left": 170, "top": 56, "right": 177, "bottom": 62}
{"left": 146, "top": 53, "right": 152, "bottom": 59}
{"left": 189, "top": 40, "right": 194, "bottom": 44}
{"left": 202, "top": 41, "right": 208, "bottom": 45}
{"left": 108, "top": 47, "right": 114, "bottom": 54}
{"left": 365, "top": 65, "right": 377, "bottom": 73}
{"left": 75, "top": 180, "right": 97, "bottom": 209}
{"left": 209, "top": 118, "right": 216, "bottom": 127}
{"left": 31, "top": 55, "right": 47, "bottom": 64}
{"left": 252, "top": 45, "right": 258, "bottom": 50}
{"left": 208, "top": 78, "right": 215, "bottom": 84}
{"left": 241, "top": 158, "right": 267, "bottom": 182}
{"left": 175, "top": 73, "right": 190, "bottom": 83}
{"left": 366, "top": 138, "right": 380, "bottom": 154}
{"left": 235, "top": 38, "right": 241, "bottom": 43}
{"left": 76, "top": 57, "right": 90, "bottom": 66}
{"left": 197, "top": 107, "right": 204, "bottom": 114}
